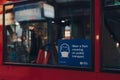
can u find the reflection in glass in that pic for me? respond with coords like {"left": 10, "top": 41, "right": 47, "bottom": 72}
{"left": 3, "top": 0, "right": 92, "bottom": 68}
{"left": 6, "top": 22, "right": 48, "bottom": 63}
{"left": 105, "top": 0, "right": 120, "bottom": 5}
{"left": 101, "top": 2, "right": 120, "bottom": 69}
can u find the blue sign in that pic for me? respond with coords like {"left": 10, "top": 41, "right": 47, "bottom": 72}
{"left": 58, "top": 39, "right": 90, "bottom": 67}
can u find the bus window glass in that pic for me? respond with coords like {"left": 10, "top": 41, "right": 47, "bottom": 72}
{"left": 3, "top": 0, "right": 93, "bottom": 69}
{"left": 101, "top": 0, "right": 120, "bottom": 71}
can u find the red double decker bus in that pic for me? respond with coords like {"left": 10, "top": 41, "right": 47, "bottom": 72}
{"left": 0, "top": 0, "right": 120, "bottom": 80}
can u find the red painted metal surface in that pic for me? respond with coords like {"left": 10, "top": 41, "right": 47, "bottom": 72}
{"left": 0, "top": 0, "right": 119, "bottom": 80}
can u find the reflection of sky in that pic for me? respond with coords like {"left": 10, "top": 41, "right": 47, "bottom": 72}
{"left": 16, "top": 25, "right": 22, "bottom": 37}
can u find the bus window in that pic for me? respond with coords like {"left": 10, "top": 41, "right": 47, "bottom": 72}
{"left": 101, "top": 0, "right": 120, "bottom": 71}
{"left": 3, "top": 0, "right": 94, "bottom": 70}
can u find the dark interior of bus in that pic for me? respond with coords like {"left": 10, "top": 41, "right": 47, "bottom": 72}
{"left": 101, "top": 0, "right": 120, "bottom": 70}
